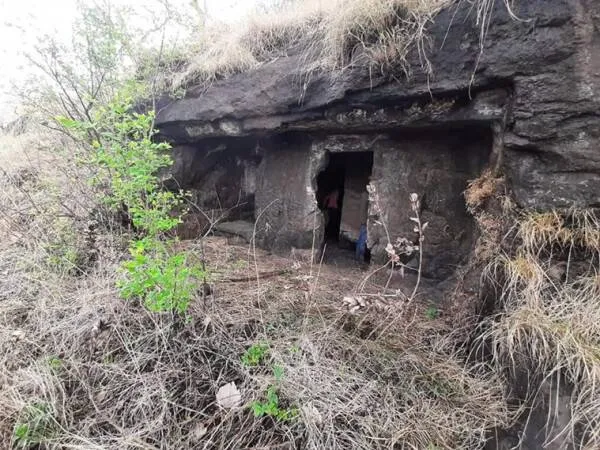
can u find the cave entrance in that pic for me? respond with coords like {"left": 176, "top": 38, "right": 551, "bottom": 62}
{"left": 316, "top": 151, "right": 373, "bottom": 262}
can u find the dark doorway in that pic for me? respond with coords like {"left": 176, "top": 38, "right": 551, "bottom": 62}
{"left": 317, "top": 154, "right": 345, "bottom": 241}
{"left": 316, "top": 151, "right": 374, "bottom": 262}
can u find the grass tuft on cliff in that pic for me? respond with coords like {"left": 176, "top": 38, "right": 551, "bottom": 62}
{"left": 175, "top": 0, "right": 517, "bottom": 89}
{"left": 478, "top": 207, "right": 600, "bottom": 449}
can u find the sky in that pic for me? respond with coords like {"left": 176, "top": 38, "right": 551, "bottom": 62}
{"left": 0, "top": 0, "right": 258, "bottom": 124}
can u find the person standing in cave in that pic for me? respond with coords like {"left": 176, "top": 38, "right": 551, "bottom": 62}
{"left": 323, "top": 187, "right": 340, "bottom": 241}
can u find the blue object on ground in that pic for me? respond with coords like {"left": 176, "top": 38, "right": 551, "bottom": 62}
{"left": 356, "top": 224, "right": 367, "bottom": 261}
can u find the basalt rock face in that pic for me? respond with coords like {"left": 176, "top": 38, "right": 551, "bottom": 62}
{"left": 155, "top": 0, "right": 600, "bottom": 271}
{"left": 157, "top": 0, "right": 600, "bottom": 211}
{"left": 155, "top": 2, "right": 599, "bottom": 448}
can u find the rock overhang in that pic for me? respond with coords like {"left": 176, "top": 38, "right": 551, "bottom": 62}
{"left": 156, "top": 0, "right": 600, "bottom": 210}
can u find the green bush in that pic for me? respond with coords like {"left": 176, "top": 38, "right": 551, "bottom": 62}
{"left": 57, "top": 83, "right": 204, "bottom": 315}
{"left": 250, "top": 385, "right": 298, "bottom": 422}
{"left": 425, "top": 306, "right": 439, "bottom": 320}
{"left": 119, "top": 238, "right": 202, "bottom": 314}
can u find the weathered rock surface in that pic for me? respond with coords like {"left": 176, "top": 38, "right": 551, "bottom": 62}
{"left": 155, "top": 2, "right": 600, "bottom": 448}
{"left": 157, "top": 0, "right": 600, "bottom": 210}
{"left": 164, "top": 139, "right": 261, "bottom": 222}
{"left": 214, "top": 220, "right": 255, "bottom": 242}
{"left": 156, "top": 0, "right": 600, "bottom": 279}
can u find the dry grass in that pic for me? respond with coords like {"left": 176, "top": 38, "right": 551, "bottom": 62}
{"left": 0, "top": 231, "right": 512, "bottom": 448}
{"left": 479, "top": 209, "right": 600, "bottom": 449}
{"left": 519, "top": 209, "right": 600, "bottom": 255}
{"left": 0, "top": 238, "right": 512, "bottom": 448}
{"left": 175, "top": 0, "right": 328, "bottom": 87}
{"left": 462, "top": 169, "right": 513, "bottom": 266}
{"left": 463, "top": 173, "right": 600, "bottom": 448}
{"left": 481, "top": 267, "right": 600, "bottom": 447}
{"left": 176, "top": 0, "right": 513, "bottom": 88}
{"left": 0, "top": 127, "right": 516, "bottom": 449}
{"left": 464, "top": 169, "right": 504, "bottom": 213}
{"left": 5, "top": 129, "right": 599, "bottom": 448}
{"left": 319, "top": 0, "right": 451, "bottom": 72}
{"left": 172, "top": 29, "right": 260, "bottom": 87}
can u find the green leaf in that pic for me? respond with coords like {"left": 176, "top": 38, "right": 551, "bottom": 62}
{"left": 55, "top": 116, "right": 80, "bottom": 129}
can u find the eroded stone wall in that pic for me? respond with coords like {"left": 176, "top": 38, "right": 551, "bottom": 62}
{"left": 255, "top": 134, "right": 321, "bottom": 251}
{"left": 167, "top": 140, "right": 262, "bottom": 222}
{"left": 367, "top": 129, "right": 492, "bottom": 279}
{"left": 250, "top": 129, "right": 491, "bottom": 280}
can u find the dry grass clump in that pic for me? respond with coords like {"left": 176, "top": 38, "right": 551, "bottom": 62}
{"left": 176, "top": 0, "right": 329, "bottom": 87}
{"left": 175, "top": 0, "right": 519, "bottom": 89}
{"left": 242, "top": 1, "right": 326, "bottom": 61}
{"left": 174, "top": 28, "right": 260, "bottom": 87}
{"left": 491, "top": 253, "right": 546, "bottom": 298}
{"left": 320, "top": 0, "right": 451, "bottom": 72}
{"left": 480, "top": 209, "right": 600, "bottom": 448}
{"left": 265, "top": 304, "right": 512, "bottom": 449}
{"left": 177, "top": 0, "right": 457, "bottom": 88}
{"left": 482, "top": 268, "right": 600, "bottom": 447}
{"left": 464, "top": 169, "right": 505, "bottom": 213}
{"left": 462, "top": 169, "right": 513, "bottom": 267}
{"left": 519, "top": 209, "right": 600, "bottom": 255}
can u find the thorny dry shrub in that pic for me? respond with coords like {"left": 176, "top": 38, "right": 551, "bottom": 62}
{"left": 0, "top": 129, "right": 515, "bottom": 448}
{"left": 479, "top": 208, "right": 600, "bottom": 448}
{"left": 0, "top": 129, "right": 96, "bottom": 245}
{"left": 445, "top": 169, "right": 509, "bottom": 326}
{"left": 176, "top": 0, "right": 516, "bottom": 88}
